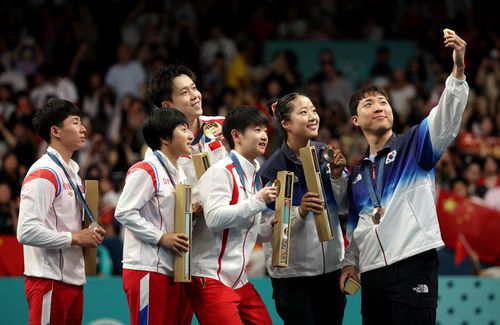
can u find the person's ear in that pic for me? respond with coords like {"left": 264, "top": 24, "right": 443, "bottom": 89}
{"left": 51, "top": 125, "right": 61, "bottom": 140}
{"left": 281, "top": 120, "right": 290, "bottom": 132}
{"left": 231, "top": 129, "right": 241, "bottom": 145}
{"left": 351, "top": 115, "right": 360, "bottom": 127}
{"left": 160, "top": 137, "right": 170, "bottom": 148}
{"left": 161, "top": 100, "right": 174, "bottom": 109}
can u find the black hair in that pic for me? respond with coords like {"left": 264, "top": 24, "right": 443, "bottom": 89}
{"left": 32, "top": 99, "right": 81, "bottom": 144}
{"left": 147, "top": 64, "right": 196, "bottom": 108}
{"left": 266, "top": 92, "right": 304, "bottom": 139}
{"left": 222, "top": 106, "right": 268, "bottom": 149}
{"left": 348, "top": 85, "right": 391, "bottom": 116}
{"left": 143, "top": 108, "right": 188, "bottom": 150}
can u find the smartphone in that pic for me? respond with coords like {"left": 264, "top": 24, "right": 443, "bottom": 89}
{"left": 344, "top": 277, "right": 361, "bottom": 295}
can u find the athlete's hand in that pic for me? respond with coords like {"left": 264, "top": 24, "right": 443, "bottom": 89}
{"left": 328, "top": 149, "right": 347, "bottom": 179}
{"left": 212, "top": 129, "right": 230, "bottom": 153}
{"left": 298, "top": 192, "right": 324, "bottom": 218}
{"left": 159, "top": 233, "right": 190, "bottom": 255}
{"left": 339, "top": 265, "right": 360, "bottom": 293}
{"left": 192, "top": 201, "right": 203, "bottom": 218}
{"left": 72, "top": 228, "right": 104, "bottom": 248}
{"left": 257, "top": 186, "right": 278, "bottom": 204}
{"left": 444, "top": 30, "right": 467, "bottom": 79}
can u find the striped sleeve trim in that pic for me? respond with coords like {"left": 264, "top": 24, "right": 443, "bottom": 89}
{"left": 22, "top": 168, "right": 62, "bottom": 196}
{"left": 128, "top": 161, "right": 160, "bottom": 192}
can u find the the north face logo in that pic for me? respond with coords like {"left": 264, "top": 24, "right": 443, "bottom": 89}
{"left": 413, "top": 284, "right": 429, "bottom": 293}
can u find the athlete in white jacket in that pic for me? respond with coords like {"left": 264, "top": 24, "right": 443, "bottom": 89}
{"left": 17, "top": 99, "right": 105, "bottom": 325}
{"left": 115, "top": 109, "right": 194, "bottom": 325}
{"left": 189, "top": 106, "right": 277, "bottom": 325}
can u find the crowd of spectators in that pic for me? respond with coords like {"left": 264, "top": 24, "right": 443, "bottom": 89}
{"left": 0, "top": 0, "right": 499, "bottom": 274}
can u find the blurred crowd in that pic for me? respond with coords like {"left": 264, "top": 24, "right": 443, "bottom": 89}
{"left": 0, "top": 0, "right": 499, "bottom": 274}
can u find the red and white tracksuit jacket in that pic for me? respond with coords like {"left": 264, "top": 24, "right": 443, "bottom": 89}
{"left": 192, "top": 151, "right": 273, "bottom": 289}
{"left": 17, "top": 147, "right": 85, "bottom": 286}
{"left": 115, "top": 151, "right": 188, "bottom": 275}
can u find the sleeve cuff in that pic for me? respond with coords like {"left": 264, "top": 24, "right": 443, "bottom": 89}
{"left": 447, "top": 74, "right": 467, "bottom": 84}
{"left": 331, "top": 171, "right": 348, "bottom": 185}
{"left": 252, "top": 196, "right": 268, "bottom": 211}
{"left": 290, "top": 206, "right": 306, "bottom": 226}
{"left": 65, "top": 232, "right": 73, "bottom": 247}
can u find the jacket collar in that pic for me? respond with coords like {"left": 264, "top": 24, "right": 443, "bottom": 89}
{"left": 231, "top": 150, "right": 259, "bottom": 176}
{"left": 155, "top": 150, "right": 185, "bottom": 180}
{"left": 357, "top": 132, "right": 399, "bottom": 166}
{"left": 281, "top": 141, "right": 324, "bottom": 165}
{"left": 47, "top": 146, "right": 79, "bottom": 174}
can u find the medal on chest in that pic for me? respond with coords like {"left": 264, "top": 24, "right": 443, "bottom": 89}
{"left": 371, "top": 207, "right": 385, "bottom": 225}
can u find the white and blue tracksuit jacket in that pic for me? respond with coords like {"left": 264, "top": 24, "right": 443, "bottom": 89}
{"left": 342, "top": 75, "right": 469, "bottom": 273}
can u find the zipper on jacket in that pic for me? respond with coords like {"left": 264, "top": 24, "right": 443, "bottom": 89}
{"left": 232, "top": 217, "right": 255, "bottom": 288}
{"left": 375, "top": 228, "right": 388, "bottom": 266}
{"left": 59, "top": 249, "right": 64, "bottom": 282}
{"left": 53, "top": 203, "right": 65, "bottom": 282}
{"left": 155, "top": 194, "right": 164, "bottom": 273}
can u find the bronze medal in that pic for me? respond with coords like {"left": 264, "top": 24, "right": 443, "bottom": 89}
{"left": 372, "top": 207, "right": 384, "bottom": 224}
{"left": 203, "top": 122, "right": 222, "bottom": 140}
{"left": 272, "top": 179, "right": 281, "bottom": 196}
{"left": 322, "top": 144, "right": 335, "bottom": 162}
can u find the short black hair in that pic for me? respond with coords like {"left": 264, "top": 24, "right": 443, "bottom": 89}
{"left": 147, "top": 64, "right": 196, "bottom": 108}
{"left": 32, "top": 99, "right": 81, "bottom": 144}
{"left": 143, "top": 108, "right": 188, "bottom": 151}
{"left": 222, "top": 106, "right": 268, "bottom": 149}
{"left": 348, "top": 85, "right": 391, "bottom": 116}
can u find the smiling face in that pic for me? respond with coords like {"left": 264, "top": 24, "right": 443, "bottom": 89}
{"left": 163, "top": 74, "right": 202, "bottom": 121}
{"left": 351, "top": 91, "right": 393, "bottom": 136}
{"left": 233, "top": 124, "right": 268, "bottom": 161}
{"left": 167, "top": 124, "right": 194, "bottom": 157}
{"left": 282, "top": 95, "right": 320, "bottom": 141}
{"left": 54, "top": 115, "right": 86, "bottom": 152}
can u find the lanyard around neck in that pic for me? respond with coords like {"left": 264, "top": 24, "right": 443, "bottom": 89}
{"left": 47, "top": 152, "right": 97, "bottom": 225}
{"left": 362, "top": 154, "right": 386, "bottom": 208}
{"left": 153, "top": 150, "right": 177, "bottom": 187}
{"left": 191, "top": 122, "right": 205, "bottom": 146}
{"left": 229, "top": 151, "right": 262, "bottom": 195}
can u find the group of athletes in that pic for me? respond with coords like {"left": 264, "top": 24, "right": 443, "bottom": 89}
{"left": 17, "top": 31, "right": 468, "bottom": 325}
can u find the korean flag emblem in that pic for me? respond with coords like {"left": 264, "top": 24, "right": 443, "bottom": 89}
{"left": 385, "top": 150, "right": 397, "bottom": 164}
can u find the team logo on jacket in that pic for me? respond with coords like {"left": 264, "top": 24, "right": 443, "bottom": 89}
{"left": 412, "top": 284, "right": 429, "bottom": 293}
{"left": 352, "top": 173, "right": 362, "bottom": 185}
{"left": 208, "top": 140, "right": 222, "bottom": 152}
{"left": 63, "top": 183, "right": 73, "bottom": 196}
{"left": 385, "top": 150, "right": 397, "bottom": 164}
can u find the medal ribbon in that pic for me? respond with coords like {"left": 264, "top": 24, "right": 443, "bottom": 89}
{"left": 154, "top": 150, "right": 177, "bottom": 187}
{"left": 229, "top": 151, "right": 262, "bottom": 197}
{"left": 47, "top": 152, "right": 97, "bottom": 224}
{"left": 191, "top": 122, "right": 206, "bottom": 145}
{"left": 362, "top": 154, "right": 386, "bottom": 209}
